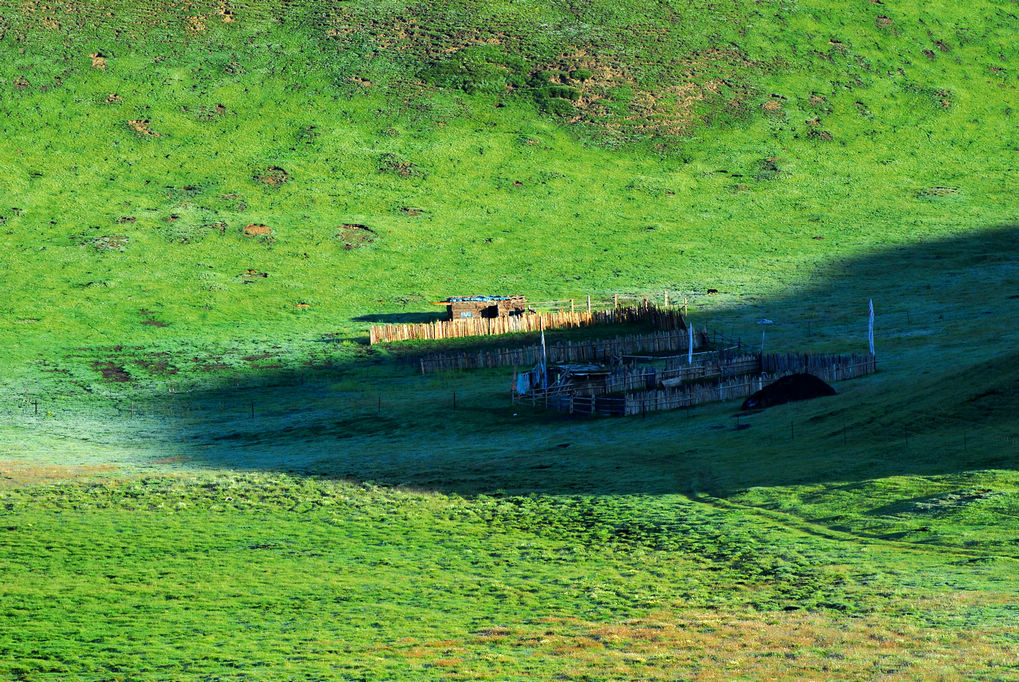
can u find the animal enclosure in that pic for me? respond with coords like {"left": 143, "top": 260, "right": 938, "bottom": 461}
{"left": 418, "top": 328, "right": 710, "bottom": 373}
{"left": 531, "top": 352, "right": 877, "bottom": 416}
{"left": 369, "top": 301, "right": 686, "bottom": 344}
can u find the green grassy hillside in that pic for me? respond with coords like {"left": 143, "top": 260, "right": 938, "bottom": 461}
{"left": 1, "top": 0, "right": 1015, "bottom": 363}
{"left": 1, "top": 1, "right": 1017, "bottom": 678}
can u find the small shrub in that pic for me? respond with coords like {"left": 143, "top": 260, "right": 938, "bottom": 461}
{"left": 546, "top": 85, "right": 580, "bottom": 101}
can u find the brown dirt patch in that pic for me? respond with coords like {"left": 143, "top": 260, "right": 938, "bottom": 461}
{"left": 89, "top": 52, "right": 107, "bottom": 69}
{"left": 401, "top": 207, "right": 424, "bottom": 216}
{"left": 91, "top": 361, "right": 132, "bottom": 382}
{"left": 105, "top": 93, "right": 121, "bottom": 104}
{"left": 538, "top": 47, "right": 755, "bottom": 138}
{"left": 875, "top": 15, "right": 894, "bottom": 29}
{"left": 0, "top": 460, "right": 117, "bottom": 488}
{"left": 239, "top": 268, "right": 268, "bottom": 283}
{"left": 761, "top": 99, "right": 783, "bottom": 115}
{"left": 242, "top": 352, "right": 278, "bottom": 363}
{"left": 807, "top": 129, "right": 833, "bottom": 141}
{"left": 254, "top": 166, "right": 288, "bottom": 185}
{"left": 87, "top": 235, "right": 129, "bottom": 251}
{"left": 243, "top": 223, "right": 271, "bottom": 237}
{"left": 198, "top": 362, "right": 231, "bottom": 372}
{"left": 336, "top": 223, "right": 377, "bottom": 249}
{"left": 139, "top": 309, "right": 170, "bottom": 327}
{"left": 152, "top": 455, "right": 190, "bottom": 465}
{"left": 378, "top": 153, "right": 418, "bottom": 176}
{"left": 128, "top": 119, "right": 160, "bottom": 136}
{"left": 135, "top": 353, "right": 178, "bottom": 376}
{"left": 13, "top": 76, "right": 29, "bottom": 90}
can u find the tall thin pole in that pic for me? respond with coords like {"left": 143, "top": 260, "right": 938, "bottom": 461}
{"left": 540, "top": 316, "right": 547, "bottom": 391}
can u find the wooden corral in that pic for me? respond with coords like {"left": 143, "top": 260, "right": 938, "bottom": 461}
{"left": 529, "top": 352, "right": 877, "bottom": 416}
{"left": 419, "top": 328, "right": 709, "bottom": 373}
{"left": 369, "top": 302, "right": 686, "bottom": 344}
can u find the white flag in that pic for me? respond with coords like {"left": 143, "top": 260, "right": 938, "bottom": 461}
{"left": 868, "top": 299, "right": 875, "bottom": 356}
{"left": 540, "top": 325, "right": 547, "bottom": 389}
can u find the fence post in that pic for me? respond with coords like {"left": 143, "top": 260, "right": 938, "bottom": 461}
{"left": 587, "top": 295, "right": 592, "bottom": 314}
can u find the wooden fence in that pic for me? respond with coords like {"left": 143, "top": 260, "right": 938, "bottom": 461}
{"left": 369, "top": 303, "right": 686, "bottom": 345}
{"left": 419, "top": 329, "right": 710, "bottom": 374}
{"left": 546, "top": 352, "right": 877, "bottom": 417}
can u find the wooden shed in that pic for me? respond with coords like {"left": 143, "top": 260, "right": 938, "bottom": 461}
{"left": 435, "top": 295, "right": 527, "bottom": 321}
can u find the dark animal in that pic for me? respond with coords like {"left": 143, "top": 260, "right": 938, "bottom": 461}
{"left": 741, "top": 373, "right": 836, "bottom": 410}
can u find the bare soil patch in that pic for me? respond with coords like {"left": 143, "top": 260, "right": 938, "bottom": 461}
{"left": 87, "top": 235, "right": 129, "bottom": 252}
{"left": 761, "top": 99, "right": 783, "bottom": 116}
{"left": 135, "top": 353, "right": 179, "bottom": 376}
{"left": 139, "top": 309, "right": 170, "bottom": 327}
{"left": 378, "top": 153, "right": 418, "bottom": 176}
{"left": 336, "top": 224, "right": 377, "bottom": 249}
{"left": 91, "top": 361, "right": 132, "bottom": 382}
{"left": 254, "top": 166, "right": 288, "bottom": 185}
{"left": 128, "top": 119, "right": 160, "bottom": 136}
{"left": 0, "top": 460, "right": 117, "bottom": 488}
{"left": 243, "top": 223, "right": 271, "bottom": 237}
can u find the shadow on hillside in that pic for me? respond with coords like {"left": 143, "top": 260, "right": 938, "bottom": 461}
{"left": 154, "top": 225, "right": 1019, "bottom": 496}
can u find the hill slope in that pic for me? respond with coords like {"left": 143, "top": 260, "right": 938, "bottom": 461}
{"left": 1, "top": 3, "right": 1018, "bottom": 679}
{"left": 0, "top": 0, "right": 1015, "bottom": 363}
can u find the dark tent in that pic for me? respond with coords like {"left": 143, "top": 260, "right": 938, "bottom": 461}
{"left": 741, "top": 373, "right": 836, "bottom": 410}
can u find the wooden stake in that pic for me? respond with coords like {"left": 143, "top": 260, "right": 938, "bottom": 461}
{"left": 587, "top": 295, "right": 591, "bottom": 313}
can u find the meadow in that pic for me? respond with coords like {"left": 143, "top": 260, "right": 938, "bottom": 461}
{"left": 0, "top": 0, "right": 1017, "bottom": 678}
